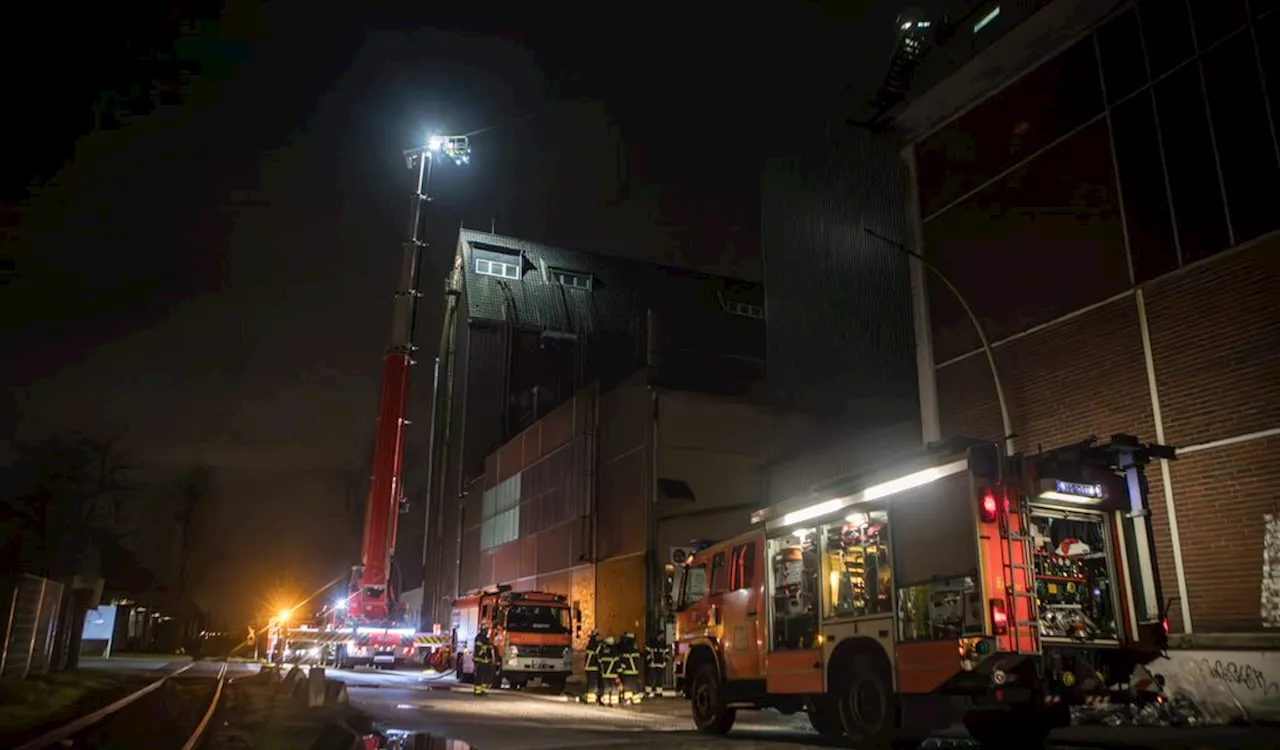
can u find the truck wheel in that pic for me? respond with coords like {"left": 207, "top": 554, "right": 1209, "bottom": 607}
{"left": 837, "top": 654, "right": 895, "bottom": 746}
{"left": 690, "top": 663, "right": 736, "bottom": 735}
{"left": 806, "top": 696, "right": 843, "bottom": 736}
{"left": 544, "top": 676, "right": 567, "bottom": 695}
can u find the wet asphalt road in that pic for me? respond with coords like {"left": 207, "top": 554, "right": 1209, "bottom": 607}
{"left": 322, "top": 668, "right": 1280, "bottom": 750}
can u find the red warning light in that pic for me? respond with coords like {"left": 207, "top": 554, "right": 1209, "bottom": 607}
{"left": 990, "top": 599, "right": 1009, "bottom": 635}
{"left": 979, "top": 488, "right": 999, "bottom": 522}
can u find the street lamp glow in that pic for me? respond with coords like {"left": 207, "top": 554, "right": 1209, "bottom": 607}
{"left": 427, "top": 135, "right": 444, "bottom": 152}
{"left": 278, "top": 608, "right": 292, "bottom": 623}
{"left": 333, "top": 598, "right": 347, "bottom": 610}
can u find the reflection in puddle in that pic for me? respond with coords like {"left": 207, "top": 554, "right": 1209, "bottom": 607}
{"left": 369, "top": 729, "right": 471, "bottom": 749}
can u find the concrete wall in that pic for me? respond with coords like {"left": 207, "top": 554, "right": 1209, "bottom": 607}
{"left": 655, "top": 389, "right": 812, "bottom": 548}
{"left": 1151, "top": 648, "right": 1280, "bottom": 723}
{"left": 596, "top": 378, "right": 650, "bottom": 561}
{"left": 765, "top": 419, "right": 923, "bottom": 507}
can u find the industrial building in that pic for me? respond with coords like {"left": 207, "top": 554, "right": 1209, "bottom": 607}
{"left": 763, "top": 0, "right": 1280, "bottom": 652}
{"left": 453, "top": 377, "right": 811, "bottom": 658}
{"left": 420, "top": 230, "right": 774, "bottom": 630}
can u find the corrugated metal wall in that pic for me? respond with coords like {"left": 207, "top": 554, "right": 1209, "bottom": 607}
{"left": 761, "top": 120, "right": 917, "bottom": 422}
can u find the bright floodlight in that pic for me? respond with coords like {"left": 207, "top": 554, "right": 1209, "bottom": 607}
{"left": 428, "top": 135, "right": 444, "bottom": 151}
{"left": 278, "top": 608, "right": 292, "bottom": 623}
{"left": 333, "top": 598, "right": 347, "bottom": 610}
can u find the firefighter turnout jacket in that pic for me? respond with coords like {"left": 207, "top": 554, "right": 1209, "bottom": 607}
{"left": 584, "top": 632, "right": 601, "bottom": 672}
{"left": 598, "top": 638, "right": 621, "bottom": 681}
{"left": 619, "top": 634, "right": 641, "bottom": 677}
{"left": 645, "top": 640, "right": 667, "bottom": 671}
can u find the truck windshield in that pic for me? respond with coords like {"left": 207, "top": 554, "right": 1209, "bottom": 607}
{"left": 505, "top": 605, "right": 570, "bottom": 633}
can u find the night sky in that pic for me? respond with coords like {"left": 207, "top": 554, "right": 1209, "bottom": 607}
{"left": 3, "top": 1, "right": 905, "bottom": 624}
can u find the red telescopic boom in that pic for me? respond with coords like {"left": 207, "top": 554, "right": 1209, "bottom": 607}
{"left": 350, "top": 151, "right": 432, "bottom": 624}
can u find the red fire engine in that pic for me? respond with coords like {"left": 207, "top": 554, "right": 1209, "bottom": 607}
{"left": 672, "top": 435, "right": 1174, "bottom": 747}
{"left": 450, "top": 586, "right": 577, "bottom": 694}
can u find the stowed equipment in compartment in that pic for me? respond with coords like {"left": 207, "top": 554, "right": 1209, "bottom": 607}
{"left": 1029, "top": 510, "right": 1120, "bottom": 643}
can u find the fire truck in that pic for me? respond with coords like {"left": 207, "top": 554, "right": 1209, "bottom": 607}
{"left": 328, "top": 137, "right": 472, "bottom": 668}
{"left": 672, "top": 435, "right": 1175, "bottom": 748}
{"left": 451, "top": 586, "right": 577, "bottom": 694}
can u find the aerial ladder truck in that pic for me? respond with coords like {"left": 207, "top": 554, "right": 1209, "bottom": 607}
{"left": 321, "top": 135, "right": 472, "bottom": 669}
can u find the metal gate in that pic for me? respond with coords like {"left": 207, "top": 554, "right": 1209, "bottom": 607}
{"left": 0, "top": 574, "right": 66, "bottom": 680}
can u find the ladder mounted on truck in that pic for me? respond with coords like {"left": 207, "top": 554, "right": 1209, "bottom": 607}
{"left": 997, "top": 475, "right": 1041, "bottom": 656}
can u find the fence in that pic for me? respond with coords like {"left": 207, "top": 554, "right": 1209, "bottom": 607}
{"left": 0, "top": 574, "right": 66, "bottom": 680}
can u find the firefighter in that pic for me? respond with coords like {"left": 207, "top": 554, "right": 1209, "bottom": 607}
{"left": 644, "top": 631, "right": 668, "bottom": 698}
{"left": 619, "top": 632, "right": 642, "bottom": 705}
{"left": 473, "top": 626, "right": 495, "bottom": 696}
{"left": 598, "top": 635, "right": 621, "bottom": 706}
{"left": 582, "top": 630, "right": 602, "bottom": 704}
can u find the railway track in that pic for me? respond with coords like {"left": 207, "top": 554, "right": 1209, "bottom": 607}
{"left": 15, "top": 660, "right": 229, "bottom": 750}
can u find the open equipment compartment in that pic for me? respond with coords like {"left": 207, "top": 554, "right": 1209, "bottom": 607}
{"left": 1029, "top": 505, "right": 1121, "bottom": 644}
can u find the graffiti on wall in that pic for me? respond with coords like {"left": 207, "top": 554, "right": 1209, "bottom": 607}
{"left": 1156, "top": 649, "right": 1280, "bottom": 723}
{"left": 1263, "top": 513, "right": 1279, "bottom": 628}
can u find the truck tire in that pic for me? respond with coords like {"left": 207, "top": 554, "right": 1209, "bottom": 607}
{"left": 690, "top": 663, "right": 736, "bottom": 735}
{"left": 806, "top": 696, "right": 843, "bottom": 736}
{"left": 544, "top": 675, "right": 567, "bottom": 695}
{"left": 836, "top": 654, "right": 895, "bottom": 747}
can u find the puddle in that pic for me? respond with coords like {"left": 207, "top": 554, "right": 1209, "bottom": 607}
{"left": 374, "top": 729, "right": 469, "bottom": 749}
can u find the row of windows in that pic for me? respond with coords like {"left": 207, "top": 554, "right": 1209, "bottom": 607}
{"left": 914, "top": 2, "right": 1280, "bottom": 360}
{"left": 480, "top": 475, "right": 521, "bottom": 551}
{"left": 475, "top": 257, "right": 521, "bottom": 280}
{"left": 1103, "top": 4, "right": 1280, "bottom": 273}
{"left": 475, "top": 253, "right": 764, "bottom": 323}
{"left": 480, "top": 507, "right": 519, "bottom": 551}
{"left": 474, "top": 255, "right": 596, "bottom": 290}
{"left": 723, "top": 300, "right": 764, "bottom": 319}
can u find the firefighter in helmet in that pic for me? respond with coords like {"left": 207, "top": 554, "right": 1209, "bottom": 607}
{"left": 644, "top": 630, "right": 668, "bottom": 698}
{"left": 582, "top": 629, "right": 602, "bottom": 704}
{"left": 619, "top": 632, "right": 642, "bottom": 705}
{"left": 472, "top": 625, "right": 495, "bottom": 696}
{"left": 598, "top": 634, "right": 621, "bottom": 706}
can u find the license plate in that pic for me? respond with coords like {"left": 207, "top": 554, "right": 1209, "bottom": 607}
{"left": 529, "top": 661, "right": 553, "bottom": 670}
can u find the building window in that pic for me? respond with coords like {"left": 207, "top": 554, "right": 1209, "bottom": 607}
{"left": 480, "top": 474, "right": 521, "bottom": 550}
{"left": 679, "top": 564, "right": 707, "bottom": 609}
{"left": 729, "top": 542, "right": 757, "bottom": 591}
{"left": 551, "top": 269, "right": 592, "bottom": 290}
{"left": 476, "top": 257, "right": 520, "bottom": 280}
{"left": 724, "top": 300, "right": 763, "bottom": 319}
{"left": 710, "top": 552, "right": 729, "bottom": 595}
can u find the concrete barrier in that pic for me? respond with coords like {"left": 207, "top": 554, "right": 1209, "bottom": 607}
{"left": 1151, "top": 649, "right": 1280, "bottom": 723}
{"left": 306, "top": 667, "right": 327, "bottom": 708}
{"left": 324, "top": 678, "right": 349, "bottom": 706}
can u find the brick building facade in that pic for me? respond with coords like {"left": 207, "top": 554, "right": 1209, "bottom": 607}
{"left": 899, "top": 0, "right": 1280, "bottom": 636}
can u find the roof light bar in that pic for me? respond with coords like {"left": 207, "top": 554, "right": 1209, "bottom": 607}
{"left": 779, "top": 458, "right": 969, "bottom": 529}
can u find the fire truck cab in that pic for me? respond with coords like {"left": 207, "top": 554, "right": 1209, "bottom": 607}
{"left": 672, "top": 435, "right": 1174, "bottom": 747}
{"left": 452, "top": 586, "right": 576, "bottom": 694}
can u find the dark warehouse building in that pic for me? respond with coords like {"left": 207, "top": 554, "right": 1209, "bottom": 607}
{"left": 419, "top": 230, "right": 767, "bottom": 628}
